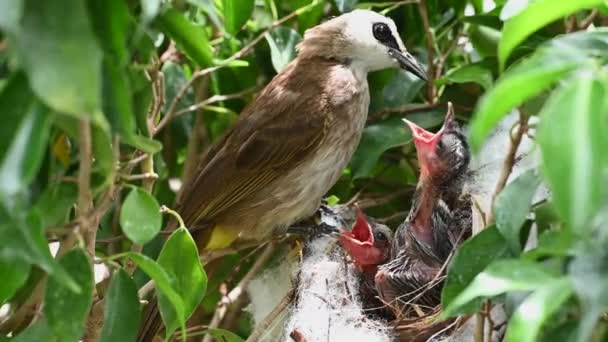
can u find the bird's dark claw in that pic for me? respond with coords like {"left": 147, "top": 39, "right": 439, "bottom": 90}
{"left": 287, "top": 222, "right": 339, "bottom": 238}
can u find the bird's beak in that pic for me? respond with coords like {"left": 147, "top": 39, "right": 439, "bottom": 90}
{"left": 402, "top": 108, "right": 454, "bottom": 148}
{"left": 388, "top": 47, "right": 428, "bottom": 81}
{"left": 340, "top": 206, "right": 374, "bottom": 247}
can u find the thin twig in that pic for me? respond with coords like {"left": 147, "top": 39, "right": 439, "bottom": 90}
{"left": 487, "top": 112, "right": 529, "bottom": 223}
{"left": 579, "top": 9, "right": 599, "bottom": 29}
{"left": 202, "top": 243, "right": 277, "bottom": 342}
{"left": 173, "top": 86, "right": 259, "bottom": 117}
{"left": 246, "top": 288, "right": 295, "bottom": 342}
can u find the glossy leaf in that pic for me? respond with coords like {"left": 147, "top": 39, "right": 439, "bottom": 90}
{"left": 120, "top": 187, "right": 162, "bottom": 245}
{"left": 15, "top": 0, "right": 102, "bottom": 115}
{"left": 537, "top": 74, "right": 608, "bottom": 231}
{"left": 0, "top": 259, "right": 30, "bottom": 304}
{"left": 44, "top": 248, "right": 93, "bottom": 342}
{"left": 265, "top": 26, "right": 302, "bottom": 73}
{"left": 442, "top": 225, "right": 509, "bottom": 314}
{"left": 127, "top": 252, "right": 187, "bottom": 338}
{"left": 469, "top": 50, "right": 582, "bottom": 152}
{"left": 350, "top": 111, "right": 444, "bottom": 179}
{"left": 523, "top": 229, "right": 576, "bottom": 260}
{"left": 438, "top": 60, "right": 494, "bottom": 90}
{"left": 100, "top": 269, "right": 141, "bottom": 342}
{"left": 494, "top": 169, "right": 541, "bottom": 253}
{"left": 499, "top": 0, "right": 605, "bottom": 69}
{"left": 568, "top": 248, "right": 608, "bottom": 342}
{"left": 33, "top": 182, "right": 77, "bottom": 228}
{"left": 157, "top": 228, "right": 207, "bottom": 338}
{"left": 223, "top": 0, "right": 255, "bottom": 35}
{"left": 0, "top": 211, "right": 79, "bottom": 292}
{"left": 443, "top": 259, "right": 558, "bottom": 317}
{"left": 506, "top": 278, "right": 573, "bottom": 342}
{"left": 157, "top": 8, "right": 213, "bottom": 67}
{"left": 206, "top": 328, "right": 245, "bottom": 342}
{"left": 0, "top": 79, "right": 51, "bottom": 197}
{"left": 13, "top": 318, "right": 56, "bottom": 342}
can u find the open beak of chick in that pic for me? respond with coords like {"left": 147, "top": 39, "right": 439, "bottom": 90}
{"left": 388, "top": 48, "right": 428, "bottom": 81}
{"left": 339, "top": 206, "right": 387, "bottom": 269}
{"left": 402, "top": 109, "right": 455, "bottom": 178}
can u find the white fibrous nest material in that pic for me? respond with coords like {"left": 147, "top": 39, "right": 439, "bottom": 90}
{"left": 284, "top": 235, "right": 393, "bottom": 342}
{"left": 469, "top": 112, "right": 547, "bottom": 215}
{"left": 246, "top": 251, "right": 297, "bottom": 342}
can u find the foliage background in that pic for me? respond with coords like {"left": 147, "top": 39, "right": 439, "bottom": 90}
{"left": 0, "top": 0, "right": 607, "bottom": 341}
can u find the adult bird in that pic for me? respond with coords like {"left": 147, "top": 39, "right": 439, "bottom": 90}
{"left": 139, "top": 10, "right": 427, "bottom": 341}
{"left": 176, "top": 9, "right": 427, "bottom": 251}
{"left": 375, "top": 108, "right": 472, "bottom": 318}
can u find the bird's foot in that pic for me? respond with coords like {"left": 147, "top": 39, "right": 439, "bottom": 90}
{"left": 287, "top": 222, "right": 339, "bottom": 238}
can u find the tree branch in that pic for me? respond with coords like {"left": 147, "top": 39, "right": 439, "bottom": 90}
{"left": 487, "top": 112, "right": 529, "bottom": 223}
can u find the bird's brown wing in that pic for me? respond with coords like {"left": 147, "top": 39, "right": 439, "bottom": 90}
{"left": 177, "top": 90, "right": 329, "bottom": 227}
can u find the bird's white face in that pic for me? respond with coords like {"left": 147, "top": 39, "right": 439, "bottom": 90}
{"left": 341, "top": 10, "right": 427, "bottom": 79}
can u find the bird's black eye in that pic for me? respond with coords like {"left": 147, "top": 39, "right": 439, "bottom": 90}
{"left": 373, "top": 23, "right": 392, "bottom": 42}
{"left": 374, "top": 231, "right": 388, "bottom": 242}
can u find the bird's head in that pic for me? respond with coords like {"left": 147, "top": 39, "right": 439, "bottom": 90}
{"left": 298, "top": 10, "right": 427, "bottom": 79}
{"left": 339, "top": 206, "right": 393, "bottom": 272}
{"left": 403, "top": 105, "right": 470, "bottom": 183}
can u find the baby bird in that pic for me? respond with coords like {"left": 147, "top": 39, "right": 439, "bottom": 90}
{"left": 375, "top": 107, "right": 472, "bottom": 318}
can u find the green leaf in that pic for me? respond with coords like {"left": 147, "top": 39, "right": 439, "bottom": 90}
{"left": 87, "top": 0, "right": 130, "bottom": 66}
{"left": 523, "top": 229, "right": 576, "bottom": 260}
{"left": 499, "top": 0, "right": 605, "bottom": 69}
{"left": 13, "top": 318, "right": 56, "bottom": 342}
{"left": 126, "top": 252, "right": 187, "bottom": 338}
{"left": 15, "top": 0, "right": 102, "bottom": 114}
{"left": 33, "top": 182, "right": 77, "bottom": 228}
{"left": 438, "top": 60, "right": 495, "bottom": 90}
{"left": 442, "top": 226, "right": 510, "bottom": 314}
{"left": 0, "top": 73, "right": 33, "bottom": 162}
{"left": 44, "top": 248, "right": 93, "bottom": 342}
{"left": 0, "top": 259, "right": 30, "bottom": 304}
{"left": 0, "top": 77, "right": 51, "bottom": 197}
{"left": 469, "top": 50, "right": 582, "bottom": 152}
{"left": 506, "top": 278, "right": 573, "bottom": 342}
{"left": 206, "top": 328, "right": 245, "bottom": 342}
{"left": 0, "top": 211, "right": 79, "bottom": 292}
{"left": 100, "top": 269, "right": 141, "bottom": 342}
{"left": 157, "top": 228, "right": 207, "bottom": 338}
{"left": 223, "top": 0, "right": 255, "bottom": 35}
{"left": 537, "top": 74, "right": 608, "bottom": 231}
{"left": 443, "top": 259, "right": 558, "bottom": 318}
{"left": 157, "top": 8, "right": 213, "bottom": 67}
{"left": 350, "top": 111, "right": 444, "bottom": 179}
{"left": 494, "top": 169, "right": 541, "bottom": 253}
{"left": 91, "top": 116, "right": 117, "bottom": 186}
{"left": 334, "top": 0, "right": 358, "bottom": 12}
{"left": 568, "top": 248, "right": 608, "bottom": 342}
{"left": 120, "top": 187, "right": 162, "bottom": 245}
{"left": 265, "top": 26, "right": 302, "bottom": 73}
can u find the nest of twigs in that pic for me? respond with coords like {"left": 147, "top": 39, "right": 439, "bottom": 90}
{"left": 390, "top": 306, "right": 464, "bottom": 342}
